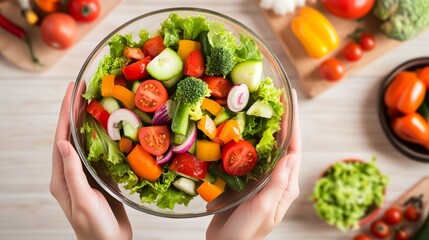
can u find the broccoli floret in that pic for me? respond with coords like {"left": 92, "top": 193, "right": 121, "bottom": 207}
{"left": 172, "top": 77, "right": 210, "bottom": 135}
{"left": 205, "top": 47, "right": 236, "bottom": 77}
{"left": 374, "top": 0, "right": 429, "bottom": 41}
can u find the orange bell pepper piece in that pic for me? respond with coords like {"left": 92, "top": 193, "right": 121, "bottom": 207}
{"left": 217, "top": 119, "right": 241, "bottom": 144}
{"left": 392, "top": 112, "right": 429, "bottom": 150}
{"left": 384, "top": 71, "right": 426, "bottom": 114}
{"left": 112, "top": 85, "right": 135, "bottom": 109}
{"left": 202, "top": 98, "right": 222, "bottom": 116}
{"left": 101, "top": 75, "right": 115, "bottom": 97}
{"left": 127, "top": 145, "right": 162, "bottom": 181}
{"left": 195, "top": 140, "right": 221, "bottom": 161}
{"left": 119, "top": 137, "right": 134, "bottom": 154}
{"left": 197, "top": 177, "right": 226, "bottom": 203}
{"left": 197, "top": 115, "right": 217, "bottom": 139}
{"left": 177, "top": 40, "right": 201, "bottom": 61}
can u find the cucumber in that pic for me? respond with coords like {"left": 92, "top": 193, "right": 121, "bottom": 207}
{"left": 208, "top": 163, "right": 245, "bottom": 192}
{"left": 203, "top": 172, "right": 216, "bottom": 184}
{"left": 162, "top": 73, "right": 183, "bottom": 89}
{"left": 131, "top": 81, "right": 141, "bottom": 94}
{"left": 414, "top": 211, "right": 429, "bottom": 240}
{"left": 133, "top": 108, "right": 152, "bottom": 125}
{"left": 233, "top": 111, "right": 246, "bottom": 134}
{"left": 172, "top": 133, "right": 186, "bottom": 145}
{"left": 172, "top": 177, "right": 197, "bottom": 196}
{"left": 246, "top": 100, "right": 273, "bottom": 118}
{"left": 230, "top": 60, "right": 263, "bottom": 93}
{"left": 213, "top": 107, "right": 230, "bottom": 126}
{"left": 99, "top": 97, "right": 120, "bottom": 114}
{"left": 123, "top": 122, "right": 139, "bottom": 142}
{"left": 146, "top": 48, "right": 183, "bottom": 81}
{"left": 188, "top": 140, "right": 196, "bottom": 155}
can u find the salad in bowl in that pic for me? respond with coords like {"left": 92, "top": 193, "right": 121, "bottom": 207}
{"left": 70, "top": 8, "right": 293, "bottom": 217}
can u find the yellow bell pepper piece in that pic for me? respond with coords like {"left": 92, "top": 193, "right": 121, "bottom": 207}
{"left": 112, "top": 85, "right": 135, "bottom": 109}
{"left": 177, "top": 40, "right": 201, "bottom": 61}
{"left": 196, "top": 140, "right": 221, "bottom": 161}
{"left": 197, "top": 115, "right": 217, "bottom": 139}
{"left": 291, "top": 7, "right": 339, "bottom": 59}
{"left": 218, "top": 119, "right": 241, "bottom": 144}
{"left": 202, "top": 98, "right": 222, "bottom": 116}
{"left": 197, "top": 177, "right": 226, "bottom": 203}
{"left": 101, "top": 75, "right": 115, "bottom": 97}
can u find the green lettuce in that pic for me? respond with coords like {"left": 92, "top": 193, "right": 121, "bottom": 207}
{"left": 161, "top": 13, "right": 209, "bottom": 48}
{"left": 235, "top": 33, "right": 263, "bottom": 62}
{"left": 310, "top": 158, "right": 389, "bottom": 231}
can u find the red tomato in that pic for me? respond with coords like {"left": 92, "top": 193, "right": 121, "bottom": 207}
{"left": 122, "top": 57, "right": 151, "bottom": 81}
{"left": 67, "top": 0, "right": 100, "bottom": 23}
{"left": 114, "top": 75, "right": 127, "bottom": 87}
{"left": 320, "top": 0, "right": 375, "bottom": 19}
{"left": 360, "top": 33, "right": 376, "bottom": 51}
{"left": 142, "top": 36, "right": 166, "bottom": 58}
{"left": 134, "top": 79, "right": 168, "bottom": 113}
{"left": 85, "top": 99, "right": 110, "bottom": 129}
{"left": 353, "top": 234, "right": 372, "bottom": 240}
{"left": 343, "top": 42, "right": 363, "bottom": 62}
{"left": 184, "top": 50, "right": 205, "bottom": 78}
{"left": 384, "top": 206, "right": 403, "bottom": 225}
{"left": 40, "top": 13, "right": 77, "bottom": 49}
{"left": 202, "top": 76, "right": 233, "bottom": 98}
{"left": 137, "top": 126, "right": 170, "bottom": 156}
{"left": 370, "top": 220, "right": 390, "bottom": 239}
{"left": 404, "top": 205, "right": 421, "bottom": 222}
{"left": 222, "top": 140, "right": 258, "bottom": 176}
{"left": 169, "top": 153, "right": 209, "bottom": 179}
{"left": 319, "top": 58, "right": 345, "bottom": 81}
{"left": 214, "top": 97, "right": 228, "bottom": 107}
{"left": 395, "top": 230, "right": 409, "bottom": 240}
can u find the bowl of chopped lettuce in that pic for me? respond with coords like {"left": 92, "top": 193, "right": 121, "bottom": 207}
{"left": 70, "top": 8, "right": 293, "bottom": 218}
{"left": 310, "top": 158, "right": 389, "bottom": 231}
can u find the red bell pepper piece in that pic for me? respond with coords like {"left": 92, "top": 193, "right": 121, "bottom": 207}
{"left": 122, "top": 57, "right": 151, "bottom": 81}
{"left": 85, "top": 100, "right": 110, "bottom": 130}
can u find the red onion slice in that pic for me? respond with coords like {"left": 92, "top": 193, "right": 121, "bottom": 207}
{"left": 227, "top": 84, "right": 250, "bottom": 112}
{"left": 107, "top": 108, "right": 142, "bottom": 141}
{"left": 172, "top": 122, "right": 197, "bottom": 154}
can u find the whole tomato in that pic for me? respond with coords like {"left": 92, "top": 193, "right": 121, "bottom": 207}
{"left": 40, "top": 13, "right": 77, "bottom": 49}
{"left": 384, "top": 206, "right": 403, "bottom": 225}
{"left": 353, "top": 234, "right": 372, "bottom": 240}
{"left": 396, "top": 229, "right": 409, "bottom": 240}
{"left": 343, "top": 42, "right": 363, "bottom": 62}
{"left": 370, "top": 220, "right": 390, "bottom": 239}
{"left": 68, "top": 0, "right": 101, "bottom": 23}
{"left": 319, "top": 58, "right": 345, "bottom": 81}
{"left": 321, "top": 0, "right": 375, "bottom": 19}
{"left": 404, "top": 205, "right": 421, "bottom": 222}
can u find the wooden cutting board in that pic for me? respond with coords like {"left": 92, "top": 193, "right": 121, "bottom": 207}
{"left": 259, "top": 2, "right": 405, "bottom": 98}
{"left": 0, "top": 0, "right": 124, "bottom": 72}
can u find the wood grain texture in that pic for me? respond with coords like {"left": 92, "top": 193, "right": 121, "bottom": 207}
{"left": 0, "top": 0, "right": 429, "bottom": 239}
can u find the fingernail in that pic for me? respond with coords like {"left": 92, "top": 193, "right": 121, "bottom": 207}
{"left": 57, "top": 141, "right": 70, "bottom": 159}
{"left": 285, "top": 154, "right": 297, "bottom": 170}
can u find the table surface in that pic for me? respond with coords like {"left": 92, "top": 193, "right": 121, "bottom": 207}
{"left": 1, "top": 0, "right": 429, "bottom": 239}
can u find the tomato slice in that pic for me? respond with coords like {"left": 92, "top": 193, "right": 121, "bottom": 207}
{"left": 184, "top": 50, "right": 205, "bottom": 78}
{"left": 202, "top": 76, "right": 233, "bottom": 98}
{"left": 85, "top": 99, "right": 110, "bottom": 130}
{"left": 137, "top": 126, "right": 170, "bottom": 156}
{"left": 142, "top": 36, "right": 166, "bottom": 58}
{"left": 221, "top": 139, "right": 257, "bottom": 176}
{"left": 169, "top": 152, "right": 209, "bottom": 179}
{"left": 122, "top": 57, "right": 151, "bottom": 81}
{"left": 134, "top": 79, "right": 168, "bottom": 113}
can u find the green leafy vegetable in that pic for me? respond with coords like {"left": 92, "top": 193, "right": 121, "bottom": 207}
{"left": 310, "top": 158, "right": 389, "bottom": 231}
{"left": 235, "top": 33, "right": 263, "bottom": 62}
{"left": 161, "top": 13, "right": 209, "bottom": 48}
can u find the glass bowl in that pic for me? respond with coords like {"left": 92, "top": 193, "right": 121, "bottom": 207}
{"left": 378, "top": 57, "right": 429, "bottom": 163}
{"left": 70, "top": 7, "right": 293, "bottom": 218}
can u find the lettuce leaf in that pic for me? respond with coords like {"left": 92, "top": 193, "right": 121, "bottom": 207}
{"left": 161, "top": 13, "right": 209, "bottom": 48}
{"left": 235, "top": 33, "right": 262, "bottom": 62}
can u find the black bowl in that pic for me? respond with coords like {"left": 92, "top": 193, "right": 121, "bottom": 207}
{"left": 378, "top": 57, "right": 429, "bottom": 163}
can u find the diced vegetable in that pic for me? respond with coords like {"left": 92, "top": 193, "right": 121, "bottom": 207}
{"left": 123, "top": 46, "right": 144, "bottom": 60}
{"left": 85, "top": 99, "right": 110, "bottom": 130}
{"left": 213, "top": 107, "right": 230, "bottom": 126}
{"left": 101, "top": 74, "right": 115, "bottom": 97}
{"left": 173, "top": 177, "right": 197, "bottom": 196}
{"left": 122, "top": 57, "right": 151, "bottom": 81}
{"left": 153, "top": 99, "right": 175, "bottom": 125}
{"left": 99, "top": 97, "right": 120, "bottom": 114}
{"left": 197, "top": 115, "right": 217, "bottom": 139}
{"left": 172, "top": 121, "right": 197, "bottom": 154}
{"left": 197, "top": 177, "right": 226, "bottom": 203}
{"left": 133, "top": 108, "right": 152, "bottom": 125}
{"left": 138, "top": 126, "right": 170, "bottom": 156}
{"left": 147, "top": 48, "right": 184, "bottom": 81}
{"left": 227, "top": 84, "right": 249, "bottom": 112}
{"left": 169, "top": 152, "right": 209, "bottom": 180}
{"left": 123, "top": 122, "right": 139, "bottom": 142}
{"left": 127, "top": 144, "right": 162, "bottom": 181}
{"left": 107, "top": 108, "right": 142, "bottom": 141}
{"left": 217, "top": 119, "right": 241, "bottom": 144}
{"left": 156, "top": 147, "right": 173, "bottom": 165}
{"left": 134, "top": 79, "right": 168, "bottom": 113}
{"left": 142, "top": 36, "right": 166, "bottom": 58}
{"left": 131, "top": 81, "right": 141, "bottom": 94}
{"left": 230, "top": 60, "right": 263, "bottom": 93}
{"left": 208, "top": 163, "right": 245, "bottom": 192}
{"left": 119, "top": 137, "right": 133, "bottom": 154}
{"left": 196, "top": 140, "right": 221, "bottom": 161}
{"left": 177, "top": 39, "right": 201, "bottom": 61}
{"left": 112, "top": 85, "right": 136, "bottom": 109}
{"left": 202, "top": 98, "right": 222, "bottom": 116}
{"left": 246, "top": 100, "right": 273, "bottom": 118}
{"left": 184, "top": 50, "right": 206, "bottom": 78}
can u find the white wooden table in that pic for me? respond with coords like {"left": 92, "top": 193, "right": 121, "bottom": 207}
{"left": 1, "top": 0, "right": 429, "bottom": 239}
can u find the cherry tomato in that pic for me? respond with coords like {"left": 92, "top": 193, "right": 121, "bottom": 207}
{"left": 404, "top": 205, "right": 421, "bottom": 222}
{"left": 360, "top": 33, "right": 376, "bottom": 51}
{"left": 137, "top": 126, "right": 170, "bottom": 156}
{"left": 222, "top": 139, "right": 258, "bottom": 176}
{"left": 343, "top": 42, "right": 363, "bottom": 62}
{"left": 40, "top": 13, "right": 77, "bottom": 49}
{"left": 202, "top": 76, "right": 233, "bottom": 98}
{"left": 134, "top": 79, "right": 168, "bottom": 113}
{"left": 319, "top": 58, "right": 345, "bottom": 81}
{"left": 122, "top": 57, "right": 151, "bottom": 81}
{"left": 68, "top": 0, "right": 100, "bottom": 23}
{"left": 370, "top": 220, "right": 390, "bottom": 239}
{"left": 142, "top": 36, "right": 166, "bottom": 58}
{"left": 384, "top": 206, "right": 403, "bottom": 225}
{"left": 184, "top": 50, "right": 205, "bottom": 78}
{"left": 396, "top": 229, "right": 409, "bottom": 240}
{"left": 169, "top": 152, "right": 209, "bottom": 179}
{"left": 353, "top": 234, "right": 372, "bottom": 240}
{"left": 320, "top": 0, "right": 375, "bottom": 19}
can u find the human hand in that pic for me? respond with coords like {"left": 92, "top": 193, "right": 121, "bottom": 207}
{"left": 50, "top": 82, "right": 132, "bottom": 240}
{"left": 206, "top": 89, "right": 301, "bottom": 240}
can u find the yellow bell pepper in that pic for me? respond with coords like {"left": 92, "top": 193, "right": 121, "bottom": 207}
{"left": 217, "top": 119, "right": 241, "bottom": 144}
{"left": 112, "top": 85, "right": 135, "bottom": 109}
{"left": 197, "top": 115, "right": 217, "bottom": 139}
{"left": 196, "top": 140, "right": 221, "bottom": 161}
{"left": 291, "top": 7, "right": 339, "bottom": 59}
{"left": 202, "top": 98, "right": 222, "bottom": 116}
{"left": 177, "top": 40, "right": 201, "bottom": 61}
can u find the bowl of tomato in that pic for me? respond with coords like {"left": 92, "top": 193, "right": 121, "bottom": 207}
{"left": 378, "top": 57, "right": 429, "bottom": 163}
{"left": 70, "top": 8, "right": 293, "bottom": 218}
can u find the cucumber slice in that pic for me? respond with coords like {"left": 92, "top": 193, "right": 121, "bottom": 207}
{"left": 233, "top": 111, "right": 246, "bottom": 134}
{"left": 162, "top": 73, "right": 183, "bottom": 89}
{"left": 187, "top": 139, "right": 196, "bottom": 155}
{"left": 133, "top": 108, "right": 152, "bottom": 125}
{"left": 213, "top": 107, "right": 230, "bottom": 126}
{"left": 246, "top": 100, "right": 273, "bottom": 118}
{"left": 230, "top": 60, "right": 263, "bottom": 93}
{"left": 147, "top": 48, "right": 183, "bottom": 81}
{"left": 123, "top": 122, "right": 139, "bottom": 142}
{"left": 131, "top": 81, "right": 142, "bottom": 94}
{"left": 99, "top": 97, "right": 120, "bottom": 114}
{"left": 172, "top": 177, "right": 197, "bottom": 196}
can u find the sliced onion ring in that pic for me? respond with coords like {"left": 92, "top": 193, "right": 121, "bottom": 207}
{"left": 156, "top": 147, "right": 173, "bottom": 165}
{"left": 107, "top": 108, "right": 142, "bottom": 141}
{"left": 227, "top": 84, "right": 250, "bottom": 112}
{"left": 153, "top": 99, "right": 175, "bottom": 125}
{"left": 172, "top": 122, "right": 197, "bottom": 154}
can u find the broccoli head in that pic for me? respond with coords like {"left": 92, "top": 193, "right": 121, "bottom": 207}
{"left": 205, "top": 47, "right": 236, "bottom": 77}
{"left": 172, "top": 77, "right": 210, "bottom": 135}
{"left": 374, "top": 0, "right": 429, "bottom": 41}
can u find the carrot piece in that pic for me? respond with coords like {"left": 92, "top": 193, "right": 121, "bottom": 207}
{"left": 101, "top": 75, "right": 115, "bottom": 97}
{"left": 197, "top": 177, "right": 226, "bottom": 203}
{"left": 127, "top": 145, "right": 162, "bottom": 181}
{"left": 119, "top": 137, "right": 133, "bottom": 154}
{"left": 177, "top": 40, "right": 201, "bottom": 61}
{"left": 197, "top": 115, "right": 217, "bottom": 139}
{"left": 112, "top": 85, "right": 135, "bottom": 109}
{"left": 202, "top": 98, "right": 222, "bottom": 116}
